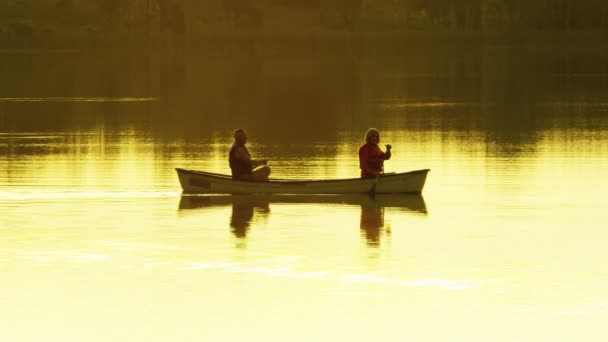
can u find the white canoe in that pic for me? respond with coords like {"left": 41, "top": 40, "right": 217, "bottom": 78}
{"left": 176, "top": 168, "right": 430, "bottom": 194}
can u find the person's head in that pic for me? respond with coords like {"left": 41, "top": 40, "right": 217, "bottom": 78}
{"left": 364, "top": 128, "right": 380, "bottom": 144}
{"left": 234, "top": 128, "right": 248, "bottom": 145}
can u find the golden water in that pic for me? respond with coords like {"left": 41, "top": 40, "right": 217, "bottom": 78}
{"left": 1, "top": 50, "right": 608, "bottom": 341}
{"left": 1, "top": 126, "right": 607, "bottom": 341}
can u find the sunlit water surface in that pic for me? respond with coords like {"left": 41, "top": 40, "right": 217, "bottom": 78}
{"left": 1, "top": 50, "right": 608, "bottom": 341}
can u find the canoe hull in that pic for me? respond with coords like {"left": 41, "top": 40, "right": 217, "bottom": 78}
{"left": 176, "top": 168, "right": 429, "bottom": 194}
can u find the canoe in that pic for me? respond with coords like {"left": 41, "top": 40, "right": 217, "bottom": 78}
{"left": 175, "top": 168, "right": 430, "bottom": 194}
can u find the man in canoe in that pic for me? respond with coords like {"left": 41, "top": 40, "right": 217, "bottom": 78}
{"left": 359, "top": 128, "right": 392, "bottom": 178}
{"left": 229, "top": 128, "right": 271, "bottom": 181}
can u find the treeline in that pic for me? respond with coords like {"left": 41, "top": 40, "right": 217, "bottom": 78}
{"left": 497, "top": 0, "right": 608, "bottom": 30}
{"left": 1, "top": 0, "right": 608, "bottom": 43}
{"left": 362, "top": 0, "right": 608, "bottom": 31}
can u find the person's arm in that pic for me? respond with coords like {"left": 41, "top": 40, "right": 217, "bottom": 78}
{"left": 252, "top": 158, "right": 268, "bottom": 167}
{"left": 384, "top": 144, "right": 392, "bottom": 160}
{"left": 235, "top": 147, "right": 267, "bottom": 167}
{"left": 234, "top": 146, "right": 253, "bottom": 169}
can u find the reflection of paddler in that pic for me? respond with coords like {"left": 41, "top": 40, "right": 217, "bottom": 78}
{"left": 230, "top": 201, "right": 254, "bottom": 238}
{"left": 229, "top": 199, "right": 269, "bottom": 238}
{"left": 178, "top": 195, "right": 270, "bottom": 239}
{"left": 360, "top": 203, "right": 385, "bottom": 246}
{"left": 178, "top": 194, "right": 425, "bottom": 244}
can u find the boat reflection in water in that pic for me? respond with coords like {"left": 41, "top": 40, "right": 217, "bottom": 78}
{"left": 178, "top": 194, "right": 427, "bottom": 244}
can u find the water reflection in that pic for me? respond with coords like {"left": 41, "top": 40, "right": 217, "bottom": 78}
{"left": 178, "top": 195, "right": 270, "bottom": 239}
{"left": 360, "top": 194, "right": 427, "bottom": 246}
{"left": 178, "top": 194, "right": 427, "bottom": 244}
{"left": 229, "top": 198, "right": 270, "bottom": 238}
{"left": 2, "top": 50, "right": 608, "bottom": 144}
{"left": 360, "top": 201, "right": 386, "bottom": 246}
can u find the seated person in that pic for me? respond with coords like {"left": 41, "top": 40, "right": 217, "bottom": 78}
{"left": 359, "top": 128, "right": 392, "bottom": 178}
{"left": 229, "top": 129, "right": 271, "bottom": 181}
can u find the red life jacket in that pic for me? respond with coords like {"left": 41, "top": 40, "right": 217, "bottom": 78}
{"left": 359, "top": 143, "right": 388, "bottom": 178}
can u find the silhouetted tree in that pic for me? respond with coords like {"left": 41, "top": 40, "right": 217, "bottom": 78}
{"left": 321, "top": 0, "right": 362, "bottom": 31}
{"left": 159, "top": 0, "right": 186, "bottom": 33}
{"left": 56, "top": 0, "right": 73, "bottom": 9}
{"left": 340, "top": 0, "right": 363, "bottom": 31}
{"left": 97, "top": 0, "right": 122, "bottom": 25}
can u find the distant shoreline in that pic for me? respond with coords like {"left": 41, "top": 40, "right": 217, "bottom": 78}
{"left": 1, "top": 29, "right": 607, "bottom": 55}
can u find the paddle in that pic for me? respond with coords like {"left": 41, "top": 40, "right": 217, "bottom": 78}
{"left": 368, "top": 144, "right": 391, "bottom": 196}
{"left": 369, "top": 174, "right": 380, "bottom": 196}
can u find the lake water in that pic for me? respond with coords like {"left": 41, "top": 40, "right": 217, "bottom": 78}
{"left": 1, "top": 47, "right": 608, "bottom": 341}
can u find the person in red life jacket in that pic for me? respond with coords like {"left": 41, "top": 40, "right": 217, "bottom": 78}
{"left": 359, "top": 128, "right": 392, "bottom": 178}
{"left": 229, "top": 128, "right": 271, "bottom": 181}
